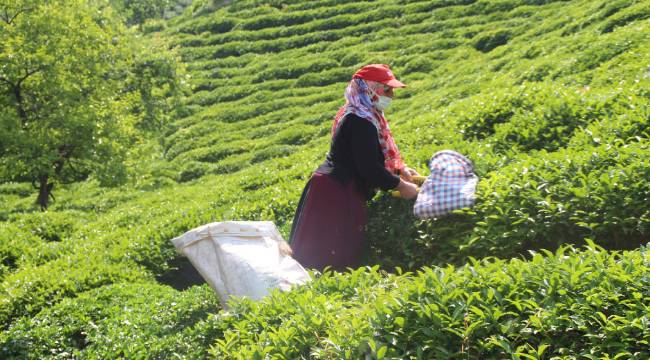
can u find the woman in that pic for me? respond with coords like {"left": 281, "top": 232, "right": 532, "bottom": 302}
{"left": 289, "top": 64, "right": 419, "bottom": 272}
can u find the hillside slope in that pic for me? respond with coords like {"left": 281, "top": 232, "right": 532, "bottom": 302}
{"left": 1, "top": 0, "right": 649, "bottom": 357}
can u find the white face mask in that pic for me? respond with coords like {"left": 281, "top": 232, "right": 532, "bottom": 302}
{"left": 374, "top": 95, "right": 392, "bottom": 111}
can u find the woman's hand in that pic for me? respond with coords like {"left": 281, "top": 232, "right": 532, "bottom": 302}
{"left": 396, "top": 179, "right": 418, "bottom": 199}
{"left": 400, "top": 167, "right": 420, "bottom": 183}
{"left": 278, "top": 241, "right": 293, "bottom": 256}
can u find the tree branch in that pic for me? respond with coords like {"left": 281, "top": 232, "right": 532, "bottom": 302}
{"left": 0, "top": 75, "right": 15, "bottom": 87}
{"left": 18, "top": 66, "right": 41, "bottom": 86}
{"left": 0, "top": 6, "right": 32, "bottom": 25}
{"left": 12, "top": 84, "right": 28, "bottom": 123}
{"left": 1, "top": 67, "right": 43, "bottom": 124}
{"left": 0, "top": 66, "right": 41, "bottom": 88}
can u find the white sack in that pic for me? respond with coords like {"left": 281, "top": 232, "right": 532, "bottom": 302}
{"left": 171, "top": 221, "right": 310, "bottom": 307}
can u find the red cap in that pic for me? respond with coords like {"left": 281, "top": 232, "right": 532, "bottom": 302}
{"left": 352, "top": 64, "right": 406, "bottom": 88}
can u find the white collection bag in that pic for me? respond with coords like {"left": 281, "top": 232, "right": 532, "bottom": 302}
{"left": 171, "top": 221, "right": 310, "bottom": 307}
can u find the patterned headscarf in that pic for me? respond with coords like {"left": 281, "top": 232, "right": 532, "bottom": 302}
{"left": 331, "top": 78, "right": 405, "bottom": 173}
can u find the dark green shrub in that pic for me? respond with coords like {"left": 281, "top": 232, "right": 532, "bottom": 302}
{"left": 211, "top": 157, "right": 248, "bottom": 175}
{"left": 404, "top": 56, "right": 436, "bottom": 74}
{"left": 195, "top": 144, "right": 248, "bottom": 163}
{"left": 473, "top": 29, "right": 512, "bottom": 52}
{"left": 295, "top": 67, "right": 352, "bottom": 87}
{"left": 340, "top": 52, "right": 364, "bottom": 67}
{"left": 251, "top": 145, "right": 295, "bottom": 164}
{"left": 141, "top": 18, "right": 166, "bottom": 34}
{"left": 0, "top": 183, "right": 32, "bottom": 197}
{"left": 273, "top": 126, "right": 314, "bottom": 146}
{"left": 0, "top": 225, "right": 41, "bottom": 279}
{"left": 177, "top": 16, "right": 237, "bottom": 35}
{"left": 177, "top": 161, "right": 210, "bottom": 182}
{"left": 365, "top": 194, "right": 477, "bottom": 270}
{"left": 0, "top": 254, "right": 145, "bottom": 329}
{"left": 460, "top": 82, "right": 642, "bottom": 152}
{"left": 368, "top": 139, "right": 650, "bottom": 269}
{"left": 517, "top": 61, "right": 554, "bottom": 81}
{"left": 568, "top": 98, "right": 650, "bottom": 148}
{"left": 574, "top": 33, "right": 642, "bottom": 73}
{"left": 251, "top": 58, "right": 338, "bottom": 83}
{"left": 459, "top": 87, "right": 528, "bottom": 140}
{"left": 470, "top": 0, "right": 519, "bottom": 14}
{"left": 9, "top": 211, "right": 84, "bottom": 242}
{"left": 600, "top": 1, "right": 650, "bottom": 33}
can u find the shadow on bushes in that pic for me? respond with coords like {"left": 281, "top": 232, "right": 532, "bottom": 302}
{"left": 156, "top": 255, "right": 205, "bottom": 291}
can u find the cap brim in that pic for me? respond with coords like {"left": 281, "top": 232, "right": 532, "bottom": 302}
{"left": 385, "top": 79, "right": 406, "bottom": 88}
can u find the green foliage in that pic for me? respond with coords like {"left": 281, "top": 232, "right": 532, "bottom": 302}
{"left": 0, "top": 0, "right": 134, "bottom": 206}
{"left": 0, "top": 0, "right": 187, "bottom": 207}
{"left": 370, "top": 244, "right": 650, "bottom": 358}
{"left": 9, "top": 211, "right": 85, "bottom": 243}
{"left": 459, "top": 82, "right": 648, "bottom": 152}
{"left": 1, "top": 0, "right": 650, "bottom": 357}
{"left": 212, "top": 246, "right": 648, "bottom": 358}
{"left": 0, "top": 183, "right": 31, "bottom": 197}
{"left": 0, "top": 253, "right": 146, "bottom": 328}
{"left": 178, "top": 161, "right": 210, "bottom": 182}
{"left": 473, "top": 29, "right": 512, "bottom": 52}
{"left": 464, "top": 142, "right": 650, "bottom": 258}
{"left": 32, "top": 246, "right": 639, "bottom": 359}
{"left": 0, "top": 282, "right": 219, "bottom": 358}
{"left": 367, "top": 141, "right": 650, "bottom": 268}
{"left": 600, "top": 0, "right": 650, "bottom": 33}
{"left": 110, "top": 0, "right": 187, "bottom": 26}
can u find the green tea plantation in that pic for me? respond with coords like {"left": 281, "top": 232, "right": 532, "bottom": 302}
{"left": 1, "top": 0, "right": 649, "bottom": 358}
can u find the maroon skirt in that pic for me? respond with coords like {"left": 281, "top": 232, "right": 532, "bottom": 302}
{"left": 289, "top": 173, "right": 367, "bottom": 272}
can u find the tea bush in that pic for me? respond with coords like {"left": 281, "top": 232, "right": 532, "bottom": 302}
{"left": 473, "top": 29, "right": 513, "bottom": 52}
{"left": 176, "top": 15, "right": 237, "bottom": 35}
{"left": 369, "top": 244, "right": 650, "bottom": 358}
{"left": 0, "top": 253, "right": 146, "bottom": 328}
{"left": 465, "top": 141, "right": 650, "bottom": 256}
{"left": 2, "top": 0, "right": 650, "bottom": 357}
{"left": 177, "top": 161, "right": 210, "bottom": 182}
{"left": 0, "top": 224, "right": 43, "bottom": 279}
{"left": 368, "top": 140, "right": 650, "bottom": 268}
{"left": 460, "top": 82, "right": 649, "bottom": 152}
{"left": 81, "top": 245, "right": 645, "bottom": 359}
{"left": 0, "top": 282, "right": 219, "bottom": 359}
{"left": 0, "top": 183, "right": 32, "bottom": 198}
{"left": 8, "top": 211, "right": 87, "bottom": 243}
{"left": 600, "top": 0, "right": 650, "bottom": 33}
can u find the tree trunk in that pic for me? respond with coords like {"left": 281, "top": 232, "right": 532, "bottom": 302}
{"left": 36, "top": 174, "right": 53, "bottom": 211}
{"left": 12, "top": 83, "right": 28, "bottom": 123}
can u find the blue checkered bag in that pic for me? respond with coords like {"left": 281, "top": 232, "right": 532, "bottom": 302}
{"left": 413, "top": 150, "right": 478, "bottom": 219}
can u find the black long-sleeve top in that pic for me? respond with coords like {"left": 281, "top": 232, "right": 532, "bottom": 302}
{"left": 316, "top": 113, "right": 401, "bottom": 199}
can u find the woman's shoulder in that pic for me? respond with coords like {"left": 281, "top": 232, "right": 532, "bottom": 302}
{"left": 343, "top": 112, "right": 369, "bottom": 122}
{"left": 341, "top": 113, "right": 376, "bottom": 131}
{"left": 338, "top": 114, "right": 378, "bottom": 144}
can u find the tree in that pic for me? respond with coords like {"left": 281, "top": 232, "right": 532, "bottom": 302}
{"left": 0, "top": 0, "right": 140, "bottom": 209}
{"left": 109, "top": 0, "right": 194, "bottom": 26}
